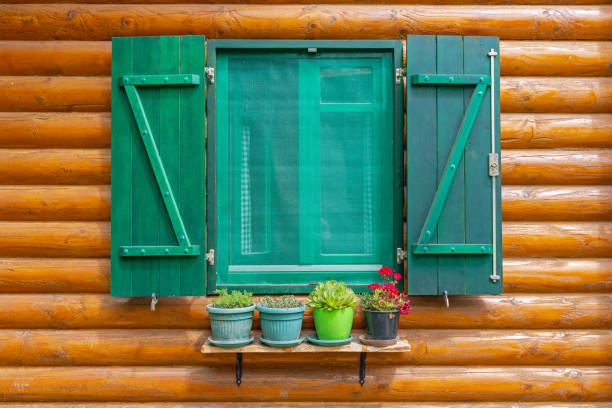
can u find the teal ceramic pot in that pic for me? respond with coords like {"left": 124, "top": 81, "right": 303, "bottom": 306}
{"left": 206, "top": 304, "right": 255, "bottom": 341}
{"left": 257, "top": 304, "right": 306, "bottom": 341}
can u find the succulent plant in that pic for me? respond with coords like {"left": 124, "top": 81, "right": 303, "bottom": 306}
{"left": 307, "top": 281, "right": 357, "bottom": 311}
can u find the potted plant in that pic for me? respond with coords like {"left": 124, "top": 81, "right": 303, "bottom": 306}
{"left": 307, "top": 280, "right": 357, "bottom": 344}
{"left": 206, "top": 289, "right": 255, "bottom": 347}
{"left": 257, "top": 295, "right": 306, "bottom": 347}
{"left": 359, "top": 266, "right": 411, "bottom": 342}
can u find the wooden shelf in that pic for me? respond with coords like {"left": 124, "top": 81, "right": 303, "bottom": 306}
{"left": 201, "top": 330, "right": 411, "bottom": 353}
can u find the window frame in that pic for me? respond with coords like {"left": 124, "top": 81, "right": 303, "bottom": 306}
{"left": 206, "top": 40, "right": 404, "bottom": 294}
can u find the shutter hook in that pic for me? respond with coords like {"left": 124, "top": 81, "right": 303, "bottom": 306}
{"left": 443, "top": 290, "right": 450, "bottom": 308}
{"left": 151, "top": 293, "right": 158, "bottom": 311}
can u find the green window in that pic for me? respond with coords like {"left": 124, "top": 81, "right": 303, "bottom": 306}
{"left": 110, "top": 36, "right": 501, "bottom": 297}
{"left": 207, "top": 41, "right": 404, "bottom": 293}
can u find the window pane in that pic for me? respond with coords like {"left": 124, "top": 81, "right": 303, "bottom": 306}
{"left": 320, "top": 66, "right": 373, "bottom": 103}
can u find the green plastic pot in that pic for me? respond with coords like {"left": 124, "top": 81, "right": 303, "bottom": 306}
{"left": 312, "top": 306, "right": 354, "bottom": 340}
{"left": 206, "top": 304, "right": 255, "bottom": 341}
{"left": 257, "top": 304, "right": 306, "bottom": 341}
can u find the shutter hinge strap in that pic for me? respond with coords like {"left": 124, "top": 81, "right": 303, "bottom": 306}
{"left": 395, "top": 68, "right": 406, "bottom": 85}
{"left": 206, "top": 249, "right": 215, "bottom": 266}
{"left": 205, "top": 67, "right": 215, "bottom": 84}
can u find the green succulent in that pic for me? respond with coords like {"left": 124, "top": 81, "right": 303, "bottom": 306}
{"left": 212, "top": 289, "right": 253, "bottom": 309}
{"left": 307, "top": 281, "right": 357, "bottom": 311}
{"left": 258, "top": 295, "right": 303, "bottom": 309}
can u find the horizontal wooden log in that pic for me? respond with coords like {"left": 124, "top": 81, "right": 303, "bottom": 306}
{"left": 501, "top": 113, "right": 612, "bottom": 149}
{"left": 0, "top": 149, "right": 110, "bottom": 185}
{"left": 0, "top": 186, "right": 110, "bottom": 221}
{"left": 1, "top": 329, "right": 609, "bottom": 366}
{"left": 0, "top": 222, "right": 109, "bottom": 258}
{"left": 502, "top": 186, "right": 612, "bottom": 221}
{"left": 0, "top": 112, "right": 110, "bottom": 148}
{"left": 0, "top": 77, "right": 109, "bottom": 112}
{"left": 3, "top": 185, "right": 609, "bottom": 223}
{"left": 0, "top": 366, "right": 610, "bottom": 402}
{"left": 500, "top": 41, "right": 612, "bottom": 77}
{"left": 504, "top": 257, "right": 612, "bottom": 293}
{"left": 2, "top": 148, "right": 604, "bottom": 186}
{"left": 2, "top": 76, "right": 608, "bottom": 114}
{"left": 0, "top": 257, "right": 609, "bottom": 294}
{"left": 1, "top": 112, "right": 605, "bottom": 150}
{"left": 500, "top": 77, "right": 612, "bottom": 114}
{"left": 1, "top": 0, "right": 610, "bottom": 4}
{"left": 0, "top": 41, "right": 111, "bottom": 76}
{"left": 2, "top": 40, "right": 610, "bottom": 77}
{"left": 503, "top": 222, "right": 612, "bottom": 258}
{"left": 0, "top": 404, "right": 609, "bottom": 408}
{"left": 0, "top": 293, "right": 609, "bottom": 329}
{"left": 501, "top": 149, "right": 612, "bottom": 185}
{"left": 0, "top": 220, "right": 607, "bottom": 258}
{"left": 0, "top": 258, "right": 108, "bottom": 293}
{"left": 0, "top": 5, "right": 609, "bottom": 41}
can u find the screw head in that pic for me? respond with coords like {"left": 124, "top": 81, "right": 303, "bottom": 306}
{"left": 450, "top": 164, "right": 456, "bottom": 170}
{"left": 123, "top": 78, "right": 129, "bottom": 84}
{"left": 143, "top": 130, "right": 148, "bottom": 135}
{"left": 423, "top": 247, "right": 429, "bottom": 252}
{"left": 180, "top": 235, "right": 185, "bottom": 241}
{"left": 164, "top": 191, "right": 169, "bottom": 197}
{"left": 480, "top": 77, "right": 484, "bottom": 82}
{"left": 426, "top": 230, "right": 431, "bottom": 236}
{"left": 123, "top": 249, "right": 129, "bottom": 255}
{"left": 184, "top": 248, "right": 189, "bottom": 253}
{"left": 164, "top": 77, "right": 169, "bottom": 82}
{"left": 478, "top": 91, "right": 483, "bottom": 96}
{"left": 481, "top": 246, "right": 485, "bottom": 252}
{"left": 449, "top": 77, "right": 454, "bottom": 82}
{"left": 184, "top": 76, "right": 189, "bottom": 82}
{"left": 451, "top": 247, "right": 455, "bottom": 253}
{"left": 164, "top": 249, "right": 169, "bottom": 254}
{"left": 141, "top": 77, "right": 146, "bottom": 83}
{"left": 140, "top": 249, "right": 145, "bottom": 254}
{"left": 424, "top": 76, "right": 429, "bottom": 81}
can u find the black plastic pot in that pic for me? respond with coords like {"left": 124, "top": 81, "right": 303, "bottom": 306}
{"left": 364, "top": 310, "right": 399, "bottom": 340}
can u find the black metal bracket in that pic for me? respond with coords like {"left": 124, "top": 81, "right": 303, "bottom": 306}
{"left": 359, "top": 351, "right": 367, "bottom": 386}
{"left": 236, "top": 352, "right": 243, "bottom": 386}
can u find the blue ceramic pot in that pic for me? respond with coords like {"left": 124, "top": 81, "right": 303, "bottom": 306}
{"left": 206, "top": 304, "right": 255, "bottom": 341}
{"left": 257, "top": 304, "right": 306, "bottom": 341}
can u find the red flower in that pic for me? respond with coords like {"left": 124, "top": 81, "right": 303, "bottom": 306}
{"left": 368, "top": 283, "right": 381, "bottom": 290}
{"left": 393, "top": 273, "right": 402, "bottom": 280}
{"left": 378, "top": 266, "right": 393, "bottom": 276}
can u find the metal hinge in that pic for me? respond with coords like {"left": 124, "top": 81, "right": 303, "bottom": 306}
{"left": 395, "top": 68, "right": 406, "bottom": 85}
{"left": 205, "top": 249, "right": 215, "bottom": 265}
{"left": 205, "top": 67, "right": 215, "bottom": 84}
{"left": 397, "top": 247, "right": 407, "bottom": 264}
{"left": 488, "top": 153, "right": 500, "bottom": 176}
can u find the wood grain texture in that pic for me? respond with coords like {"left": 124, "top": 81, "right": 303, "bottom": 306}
{"left": 0, "top": 293, "right": 608, "bottom": 329}
{"left": 1, "top": 0, "right": 610, "bottom": 4}
{"left": 0, "top": 258, "right": 108, "bottom": 293}
{"left": 0, "top": 41, "right": 111, "bottom": 76}
{"left": 501, "top": 149, "right": 612, "bottom": 185}
{"left": 1, "top": 257, "right": 609, "bottom": 294}
{"left": 0, "top": 329, "right": 609, "bottom": 366}
{"left": 504, "top": 257, "right": 612, "bottom": 293}
{"left": 0, "top": 404, "right": 609, "bottom": 408}
{"left": 502, "top": 186, "right": 612, "bottom": 221}
{"left": 500, "top": 41, "right": 612, "bottom": 77}
{"left": 501, "top": 113, "right": 612, "bottom": 149}
{"left": 0, "top": 112, "right": 110, "bottom": 148}
{"left": 503, "top": 221, "right": 612, "bottom": 257}
{"left": 0, "top": 5, "right": 609, "bottom": 41}
{"left": 500, "top": 77, "right": 612, "bottom": 113}
{"left": 0, "top": 186, "right": 110, "bottom": 221}
{"left": 0, "top": 77, "right": 109, "bottom": 112}
{"left": 0, "top": 222, "right": 109, "bottom": 257}
{"left": 0, "top": 366, "right": 610, "bottom": 402}
{"left": 3, "top": 40, "right": 610, "bottom": 77}
{"left": 0, "top": 149, "right": 110, "bottom": 185}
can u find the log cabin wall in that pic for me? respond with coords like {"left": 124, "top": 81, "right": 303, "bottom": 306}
{"left": 0, "top": 0, "right": 610, "bottom": 406}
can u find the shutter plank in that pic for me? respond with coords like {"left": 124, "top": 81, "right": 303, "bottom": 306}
{"left": 436, "top": 35, "right": 466, "bottom": 294}
{"left": 406, "top": 35, "right": 438, "bottom": 294}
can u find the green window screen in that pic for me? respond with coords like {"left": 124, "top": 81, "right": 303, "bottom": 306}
{"left": 214, "top": 49, "right": 395, "bottom": 291}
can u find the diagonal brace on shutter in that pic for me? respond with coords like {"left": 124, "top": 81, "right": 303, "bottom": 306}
{"left": 119, "top": 74, "right": 201, "bottom": 257}
{"left": 410, "top": 74, "right": 492, "bottom": 255}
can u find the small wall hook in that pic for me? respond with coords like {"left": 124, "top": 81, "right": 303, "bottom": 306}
{"left": 151, "top": 293, "right": 158, "bottom": 311}
{"left": 443, "top": 290, "right": 450, "bottom": 308}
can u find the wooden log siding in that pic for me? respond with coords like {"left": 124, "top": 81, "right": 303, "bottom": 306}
{"left": 0, "top": 5, "right": 610, "bottom": 41}
{"left": 0, "top": 1, "right": 610, "bottom": 406}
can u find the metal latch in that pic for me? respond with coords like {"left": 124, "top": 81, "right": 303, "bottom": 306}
{"left": 151, "top": 293, "right": 158, "bottom": 311}
{"left": 395, "top": 68, "right": 406, "bottom": 85}
{"left": 488, "top": 153, "right": 499, "bottom": 176}
{"left": 396, "top": 247, "right": 407, "bottom": 264}
{"left": 204, "top": 67, "right": 215, "bottom": 84}
{"left": 205, "top": 249, "right": 215, "bottom": 265}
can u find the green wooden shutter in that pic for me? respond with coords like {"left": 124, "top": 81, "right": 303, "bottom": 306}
{"left": 111, "top": 35, "right": 207, "bottom": 297}
{"left": 405, "top": 35, "right": 502, "bottom": 295}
